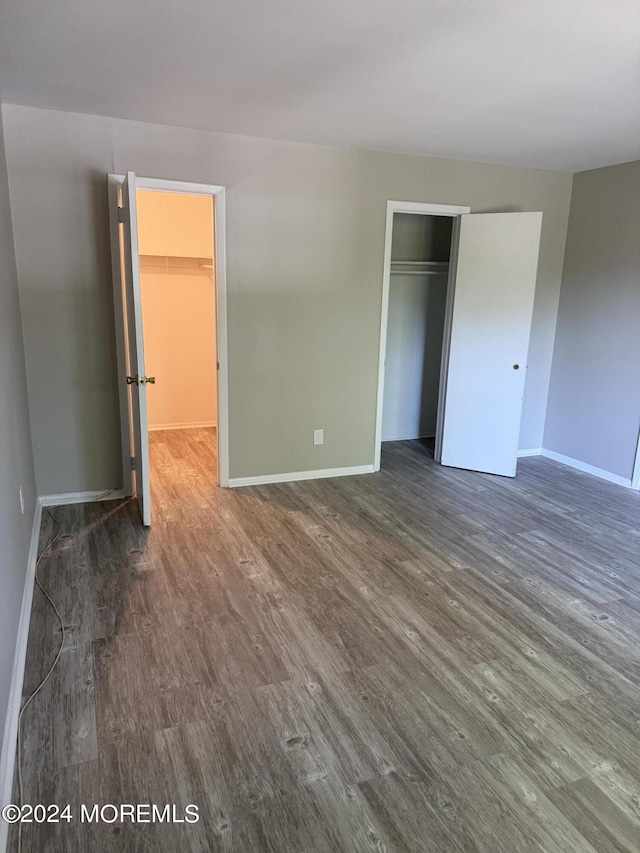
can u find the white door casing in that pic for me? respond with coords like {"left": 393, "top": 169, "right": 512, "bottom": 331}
{"left": 375, "top": 201, "right": 471, "bottom": 470}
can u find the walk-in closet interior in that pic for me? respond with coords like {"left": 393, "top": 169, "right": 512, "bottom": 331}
{"left": 136, "top": 190, "right": 217, "bottom": 435}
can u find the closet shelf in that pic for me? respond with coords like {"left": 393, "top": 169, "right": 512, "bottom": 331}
{"left": 390, "top": 270, "right": 448, "bottom": 276}
{"left": 390, "top": 260, "right": 449, "bottom": 277}
{"left": 391, "top": 260, "right": 449, "bottom": 266}
{"left": 140, "top": 254, "right": 213, "bottom": 262}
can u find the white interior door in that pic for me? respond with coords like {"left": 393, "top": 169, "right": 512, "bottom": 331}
{"left": 439, "top": 212, "right": 542, "bottom": 477}
{"left": 119, "top": 172, "right": 152, "bottom": 525}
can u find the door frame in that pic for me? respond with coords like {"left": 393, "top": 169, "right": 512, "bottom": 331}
{"left": 374, "top": 200, "right": 470, "bottom": 470}
{"left": 107, "top": 174, "right": 230, "bottom": 489}
{"left": 632, "top": 426, "right": 640, "bottom": 490}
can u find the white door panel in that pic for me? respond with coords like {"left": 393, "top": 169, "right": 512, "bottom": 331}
{"left": 440, "top": 212, "right": 542, "bottom": 477}
{"left": 120, "top": 172, "right": 152, "bottom": 525}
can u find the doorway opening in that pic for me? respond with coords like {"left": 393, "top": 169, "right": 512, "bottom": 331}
{"left": 375, "top": 200, "right": 544, "bottom": 480}
{"left": 380, "top": 212, "right": 453, "bottom": 459}
{"left": 108, "top": 173, "right": 229, "bottom": 526}
{"left": 375, "top": 201, "right": 470, "bottom": 471}
{"left": 136, "top": 190, "right": 218, "bottom": 492}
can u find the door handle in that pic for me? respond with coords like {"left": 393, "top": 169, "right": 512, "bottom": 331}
{"left": 126, "top": 375, "right": 156, "bottom": 385}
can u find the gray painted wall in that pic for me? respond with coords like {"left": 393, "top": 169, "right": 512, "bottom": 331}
{"left": 2, "top": 104, "right": 573, "bottom": 492}
{"left": 0, "top": 110, "right": 36, "bottom": 762}
{"left": 544, "top": 160, "right": 640, "bottom": 480}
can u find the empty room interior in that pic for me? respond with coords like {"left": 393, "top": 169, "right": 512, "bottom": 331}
{"left": 0, "top": 1, "right": 639, "bottom": 851}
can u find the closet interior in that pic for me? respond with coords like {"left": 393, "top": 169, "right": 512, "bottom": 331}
{"left": 381, "top": 212, "right": 453, "bottom": 447}
{"left": 136, "top": 190, "right": 217, "bottom": 438}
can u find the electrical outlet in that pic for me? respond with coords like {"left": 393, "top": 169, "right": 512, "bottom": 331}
{"left": 314, "top": 429, "right": 324, "bottom": 446}
{"left": 19, "top": 486, "right": 25, "bottom": 514}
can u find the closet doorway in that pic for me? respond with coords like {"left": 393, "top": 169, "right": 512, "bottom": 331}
{"left": 375, "top": 200, "right": 543, "bottom": 478}
{"left": 376, "top": 201, "right": 469, "bottom": 470}
{"left": 137, "top": 189, "right": 218, "bottom": 496}
{"left": 108, "top": 174, "right": 229, "bottom": 526}
{"left": 380, "top": 211, "right": 454, "bottom": 450}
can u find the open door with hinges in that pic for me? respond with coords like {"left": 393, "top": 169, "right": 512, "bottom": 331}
{"left": 437, "top": 211, "right": 543, "bottom": 477}
{"left": 112, "top": 171, "right": 152, "bottom": 525}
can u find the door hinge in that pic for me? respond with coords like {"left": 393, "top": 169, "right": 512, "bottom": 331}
{"left": 130, "top": 456, "right": 136, "bottom": 471}
{"left": 117, "top": 206, "right": 127, "bottom": 224}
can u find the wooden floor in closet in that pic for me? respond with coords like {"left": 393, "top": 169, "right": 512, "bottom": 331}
{"left": 11, "top": 427, "right": 640, "bottom": 852}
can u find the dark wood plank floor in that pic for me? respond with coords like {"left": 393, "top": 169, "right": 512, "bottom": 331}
{"left": 12, "top": 429, "right": 640, "bottom": 852}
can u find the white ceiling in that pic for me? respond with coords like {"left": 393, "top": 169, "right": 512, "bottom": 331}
{"left": 1, "top": 0, "right": 638, "bottom": 172}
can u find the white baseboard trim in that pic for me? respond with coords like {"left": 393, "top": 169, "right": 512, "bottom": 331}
{"left": 148, "top": 421, "right": 216, "bottom": 432}
{"left": 229, "top": 464, "right": 376, "bottom": 488}
{"left": 0, "top": 501, "right": 42, "bottom": 849}
{"left": 40, "top": 488, "right": 125, "bottom": 507}
{"left": 541, "top": 449, "right": 632, "bottom": 488}
{"left": 517, "top": 448, "right": 542, "bottom": 457}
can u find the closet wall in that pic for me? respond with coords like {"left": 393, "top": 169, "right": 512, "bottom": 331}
{"left": 382, "top": 214, "right": 452, "bottom": 442}
{"left": 137, "top": 191, "right": 217, "bottom": 430}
